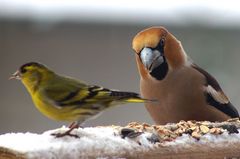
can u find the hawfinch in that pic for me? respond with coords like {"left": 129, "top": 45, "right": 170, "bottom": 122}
{"left": 132, "top": 26, "right": 239, "bottom": 124}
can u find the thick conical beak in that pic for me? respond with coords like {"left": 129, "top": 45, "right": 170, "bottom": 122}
{"left": 9, "top": 70, "right": 21, "bottom": 80}
{"left": 140, "top": 47, "right": 164, "bottom": 72}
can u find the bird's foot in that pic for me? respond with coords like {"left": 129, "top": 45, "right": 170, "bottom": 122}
{"left": 51, "top": 129, "right": 79, "bottom": 138}
{"left": 51, "top": 122, "right": 80, "bottom": 138}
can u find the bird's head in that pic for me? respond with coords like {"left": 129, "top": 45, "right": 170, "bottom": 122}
{"left": 132, "top": 26, "right": 187, "bottom": 80}
{"left": 10, "top": 62, "right": 53, "bottom": 92}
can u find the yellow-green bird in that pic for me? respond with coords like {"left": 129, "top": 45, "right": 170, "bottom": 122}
{"left": 10, "top": 62, "right": 152, "bottom": 137}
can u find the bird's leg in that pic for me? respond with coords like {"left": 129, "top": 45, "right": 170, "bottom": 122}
{"left": 69, "top": 121, "right": 84, "bottom": 129}
{"left": 68, "top": 121, "right": 78, "bottom": 129}
{"left": 51, "top": 121, "right": 81, "bottom": 138}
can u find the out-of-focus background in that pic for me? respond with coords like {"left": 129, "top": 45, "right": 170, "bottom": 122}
{"left": 1, "top": 0, "right": 240, "bottom": 134}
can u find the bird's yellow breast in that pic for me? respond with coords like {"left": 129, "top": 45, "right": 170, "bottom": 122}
{"left": 32, "top": 92, "right": 81, "bottom": 122}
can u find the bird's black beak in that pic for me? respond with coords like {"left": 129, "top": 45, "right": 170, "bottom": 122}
{"left": 9, "top": 70, "right": 21, "bottom": 80}
{"left": 140, "top": 47, "right": 164, "bottom": 72}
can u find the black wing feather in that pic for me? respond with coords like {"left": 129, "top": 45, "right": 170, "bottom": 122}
{"left": 205, "top": 92, "right": 239, "bottom": 118}
{"left": 192, "top": 64, "right": 239, "bottom": 118}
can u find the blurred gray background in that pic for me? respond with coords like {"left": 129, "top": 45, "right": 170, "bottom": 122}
{"left": 1, "top": 0, "right": 240, "bottom": 134}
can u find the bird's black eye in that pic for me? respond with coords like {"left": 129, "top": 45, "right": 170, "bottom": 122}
{"left": 20, "top": 67, "right": 27, "bottom": 74}
{"left": 156, "top": 38, "right": 165, "bottom": 53}
{"left": 160, "top": 38, "right": 165, "bottom": 47}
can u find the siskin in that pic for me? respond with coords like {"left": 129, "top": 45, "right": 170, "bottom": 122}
{"left": 10, "top": 62, "right": 153, "bottom": 137}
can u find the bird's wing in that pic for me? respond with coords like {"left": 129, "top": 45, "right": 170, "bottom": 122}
{"left": 43, "top": 80, "right": 112, "bottom": 108}
{"left": 51, "top": 84, "right": 146, "bottom": 106}
{"left": 42, "top": 76, "right": 145, "bottom": 109}
{"left": 192, "top": 64, "right": 239, "bottom": 118}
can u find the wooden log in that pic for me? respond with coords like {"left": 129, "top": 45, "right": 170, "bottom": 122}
{"left": 0, "top": 147, "right": 25, "bottom": 159}
{"left": 1, "top": 119, "right": 240, "bottom": 159}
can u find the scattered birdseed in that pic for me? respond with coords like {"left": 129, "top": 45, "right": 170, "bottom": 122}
{"left": 125, "top": 119, "right": 240, "bottom": 143}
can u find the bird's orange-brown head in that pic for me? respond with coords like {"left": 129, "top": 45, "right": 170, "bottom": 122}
{"left": 132, "top": 26, "right": 187, "bottom": 80}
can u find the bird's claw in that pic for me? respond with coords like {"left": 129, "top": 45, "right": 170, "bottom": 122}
{"left": 51, "top": 131, "right": 79, "bottom": 138}
{"left": 51, "top": 124, "right": 80, "bottom": 138}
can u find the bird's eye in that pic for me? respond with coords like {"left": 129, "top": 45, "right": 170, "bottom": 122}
{"left": 20, "top": 68, "right": 27, "bottom": 74}
{"left": 156, "top": 38, "right": 165, "bottom": 53}
{"left": 160, "top": 38, "right": 165, "bottom": 46}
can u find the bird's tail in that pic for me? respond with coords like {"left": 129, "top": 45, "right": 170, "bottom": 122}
{"left": 110, "top": 91, "right": 157, "bottom": 103}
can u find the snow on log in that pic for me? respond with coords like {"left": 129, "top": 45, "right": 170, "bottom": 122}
{"left": 1, "top": 119, "right": 240, "bottom": 159}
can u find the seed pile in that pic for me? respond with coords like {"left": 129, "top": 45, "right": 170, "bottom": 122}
{"left": 120, "top": 118, "right": 240, "bottom": 143}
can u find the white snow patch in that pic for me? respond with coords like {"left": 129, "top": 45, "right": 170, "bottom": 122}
{"left": 1, "top": 127, "right": 240, "bottom": 158}
{"left": 0, "top": 126, "right": 154, "bottom": 158}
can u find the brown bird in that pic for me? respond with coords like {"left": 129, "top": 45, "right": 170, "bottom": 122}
{"left": 132, "top": 26, "right": 239, "bottom": 124}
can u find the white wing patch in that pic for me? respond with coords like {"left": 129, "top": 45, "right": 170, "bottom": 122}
{"left": 204, "top": 85, "right": 229, "bottom": 104}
